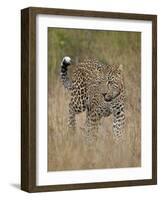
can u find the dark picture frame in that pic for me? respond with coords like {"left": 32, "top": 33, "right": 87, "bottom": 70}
{"left": 21, "top": 7, "right": 157, "bottom": 192}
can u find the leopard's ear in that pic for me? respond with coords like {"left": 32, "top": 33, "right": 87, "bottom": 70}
{"left": 118, "top": 64, "right": 123, "bottom": 71}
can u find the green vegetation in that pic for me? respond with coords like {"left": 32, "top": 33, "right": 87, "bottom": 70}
{"left": 48, "top": 28, "right": 140, "bottom": 75}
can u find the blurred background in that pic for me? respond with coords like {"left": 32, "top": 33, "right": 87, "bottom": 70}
{"left": 48, "top": 28, "right": 141, "bottom": 171}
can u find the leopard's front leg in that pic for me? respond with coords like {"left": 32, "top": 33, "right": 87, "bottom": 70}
{"left": 85, "top": 103, "right": 100, "bottom": 142}
{"left": 112, "top": 98, "right": 125, "bottom": 140}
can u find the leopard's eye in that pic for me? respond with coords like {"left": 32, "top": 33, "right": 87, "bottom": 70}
{"left": 106, "top": 80, "right": 111, "bottom": 85}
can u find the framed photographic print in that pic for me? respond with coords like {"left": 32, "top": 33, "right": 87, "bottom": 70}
{"left": 21, "top": 7, "right": 157, "bottom": 192}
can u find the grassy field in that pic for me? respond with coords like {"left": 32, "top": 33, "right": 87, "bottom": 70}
{"left": 48, "top": 28, "right": 141, "bottom": 171}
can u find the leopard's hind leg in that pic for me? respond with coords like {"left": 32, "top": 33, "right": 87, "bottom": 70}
{"left": 68, "top": 101, "right": 76, "bottom": 134}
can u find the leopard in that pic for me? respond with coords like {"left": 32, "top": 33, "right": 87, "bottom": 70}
{"left": 60, "top": 56, "right": 125, "bottom": 140}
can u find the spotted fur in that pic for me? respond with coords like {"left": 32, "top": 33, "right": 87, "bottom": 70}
{"left": 60, "top": 57, "right": 125, "bottom": 140}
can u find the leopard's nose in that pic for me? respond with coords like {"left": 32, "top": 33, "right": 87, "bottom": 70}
{"left": 102, "top": 93, "right": 107, "bottom": 97}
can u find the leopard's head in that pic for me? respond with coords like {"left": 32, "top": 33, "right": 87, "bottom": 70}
{"left": 101, "top": 64, "right": 124, "bottom": 102}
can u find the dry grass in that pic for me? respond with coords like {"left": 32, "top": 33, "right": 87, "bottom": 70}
{"left": 48, "top": 29, "right": 141, "bottom": 171}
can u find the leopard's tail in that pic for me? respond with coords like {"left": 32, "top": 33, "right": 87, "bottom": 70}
{"left": 60, "top": 56, "right": 72, "bottom": 90}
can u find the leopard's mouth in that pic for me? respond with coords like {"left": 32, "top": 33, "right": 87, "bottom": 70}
{"left": 102, "top": 91, "right": 120, "bottom": 102}
{"left": 102, "top": 93, "right": 113, "bottom": 102}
